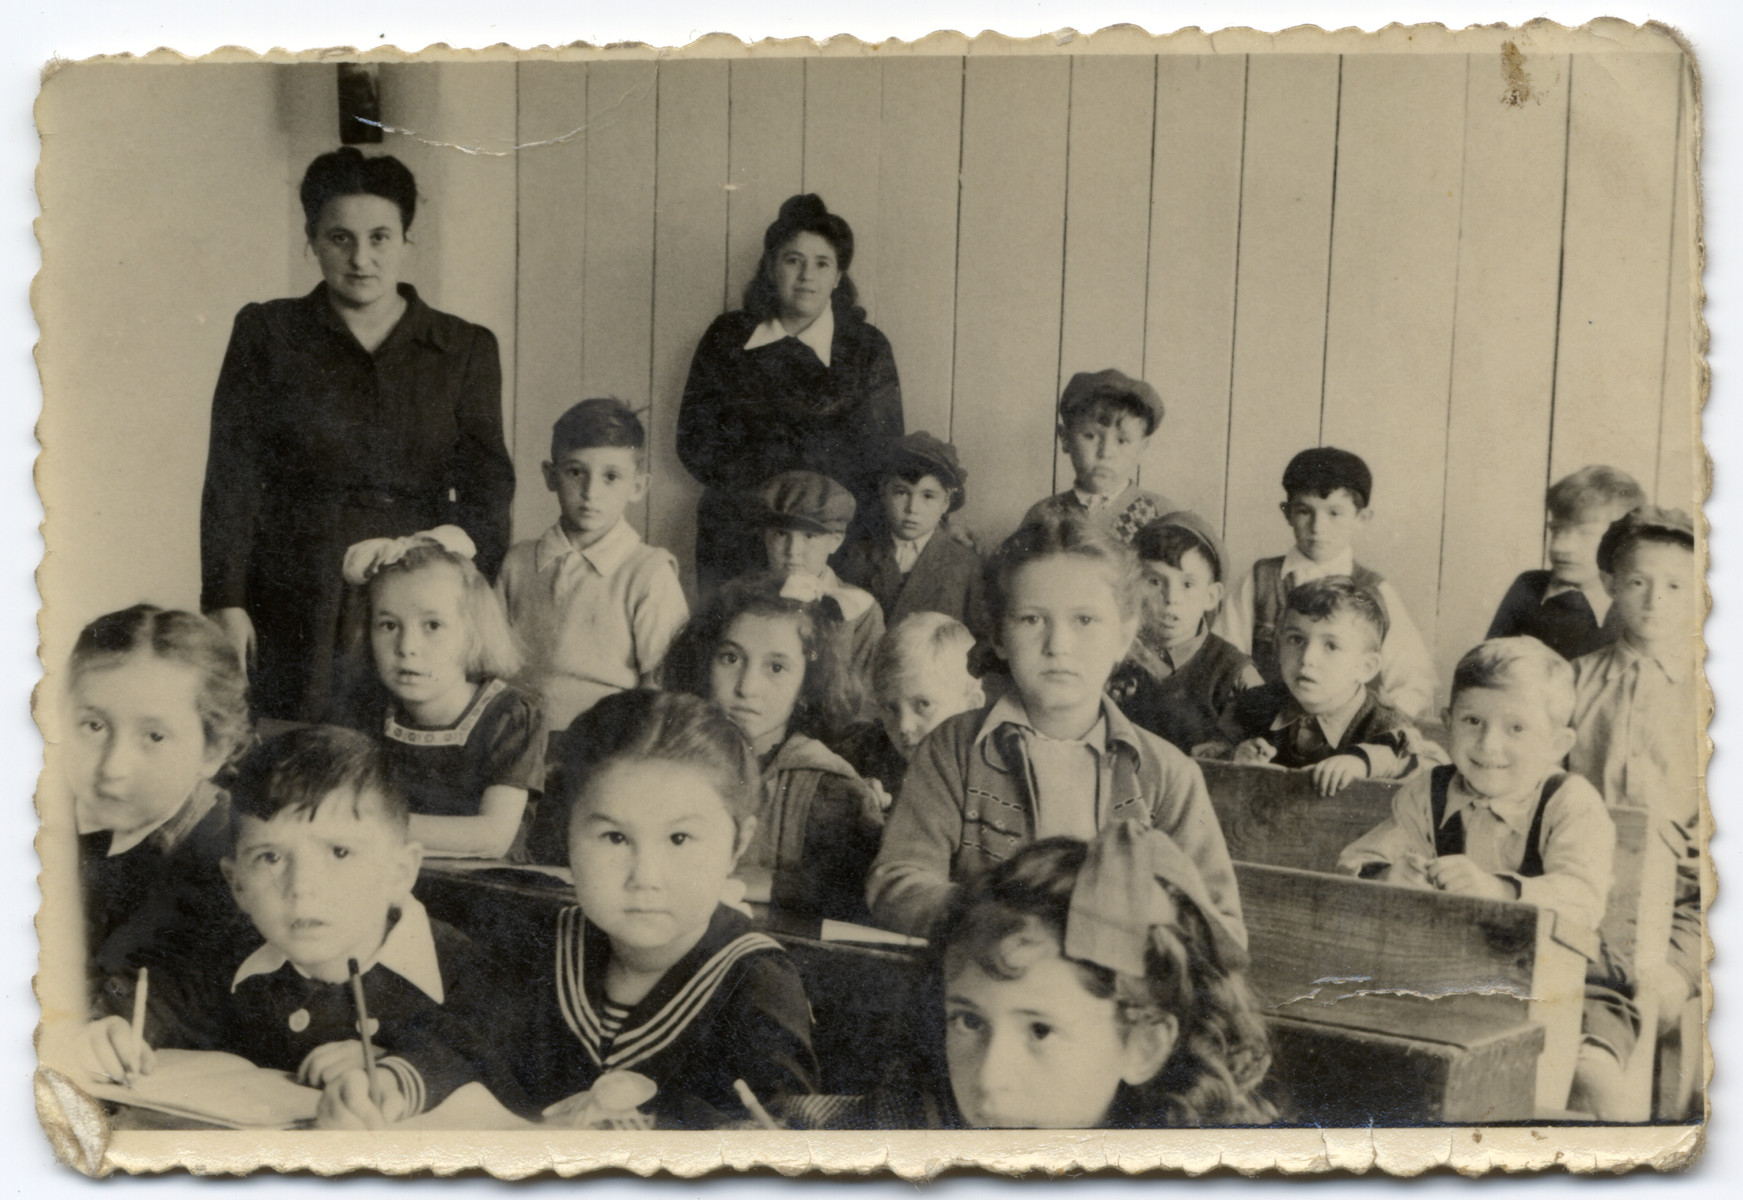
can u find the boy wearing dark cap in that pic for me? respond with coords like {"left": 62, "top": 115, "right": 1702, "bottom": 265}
{"left": 1021, "top": 369, "right": 1173, "bottom": 545}
{"left": 837, "top": 431, "right": 988, "bottom": 635}
{"left": 1109, "top": 511, "right": 1263, "bottom": 755}
{"left": 756, "top": 469, "right": 886, "bottom": 681}
{"left": 1568, "top": 506, "right": 1702, "bottom": 1118}
{"left": 1216, "top": 446, "right": 1436, "bottom": 719}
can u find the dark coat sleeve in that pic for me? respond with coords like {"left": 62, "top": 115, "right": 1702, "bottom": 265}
{"left": 673, "top": 951, "right": 820, "bottom": 1127}
{"left": 677, "top": 314, "right": 786, "bottom": 493}
{"left": 1487, "top": 571, "right": 1542, "bottom": 640}
{"left": 200, "top": 304, "right": 272, "bottom": 611}
{"left": 446, "top": 324, "right": 515, "bottom": 580}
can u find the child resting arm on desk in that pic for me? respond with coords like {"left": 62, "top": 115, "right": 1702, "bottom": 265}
{"left": 75, "top": 726, "right": 510, "bottom": 1129}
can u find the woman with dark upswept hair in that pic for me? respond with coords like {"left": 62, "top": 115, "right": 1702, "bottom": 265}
{"left": 200, "top": 148, "right": 515, "bottom": 721}
{"left": 678, "top": 194, "right": 905, "bottom": 596}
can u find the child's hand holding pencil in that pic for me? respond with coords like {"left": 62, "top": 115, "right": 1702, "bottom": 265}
{"left": 76, "top": 966, "right": 156, "bottom": 1085}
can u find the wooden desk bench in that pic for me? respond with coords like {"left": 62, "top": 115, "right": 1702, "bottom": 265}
{"left": 414, "top": 862, "right": 1542, "bottom": 1124}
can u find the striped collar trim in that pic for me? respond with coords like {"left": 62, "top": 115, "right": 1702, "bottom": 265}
{"left": 553, "top": 906, "right": 782, "bottom": 1071}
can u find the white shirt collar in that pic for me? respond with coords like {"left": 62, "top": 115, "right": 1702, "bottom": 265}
{"left": 1443, "top": 771, "right": 1546, "bottom": 835}
{"left": 533, "top": 517, "right": 641, "bottom": 577}
{"left": 1541, "top": 576, "right": 1613, "bottom": 624}
{"left": 743, "top": 304, "right": 834, "bottom": 367}
{"left": 1280, "top": 544, "right": 1355, "bottom": 584}
{"left": 814, "top": 565, "right": 876, "bottom": 622}
{"left": 974, "top": 690, "right": 1109, "bottom": 753}
{"left": 893, "top": 530, "right": 933, "bottom": 569}
{"left": 1072, "top": 484, "right": 1131, "bottom": 512}
{"left": 78, "top": 781, "right": 216, "bottom": 857}
{"left": 1609, "top": 637, "right": 1692, "bottom": 686}
{"left": 231, "top": 896, "right": 446, "bottom": 1004}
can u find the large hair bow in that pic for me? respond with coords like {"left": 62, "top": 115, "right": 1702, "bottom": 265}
{"left": 341, "top": 525, "right": 477, "bottom": 587}
{"left": 1063, "top": 819, "right": 1249, "bottom": 978}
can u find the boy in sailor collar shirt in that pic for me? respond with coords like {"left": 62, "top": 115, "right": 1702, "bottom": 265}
{"left": 79, "top": 726, "right": 507, "bottom": 1129}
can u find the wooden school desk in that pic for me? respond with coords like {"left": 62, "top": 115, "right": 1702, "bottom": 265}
{"left": 415, "top": 859, "right": 1534, "bottom": 1124}
{"left": 1200, "top": 758, "right": 1686, "bottom": 1121}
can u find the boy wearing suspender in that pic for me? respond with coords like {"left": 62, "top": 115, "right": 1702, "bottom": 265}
{"left": 1338, "top": 638, "right": 1620, "bottom": 1110}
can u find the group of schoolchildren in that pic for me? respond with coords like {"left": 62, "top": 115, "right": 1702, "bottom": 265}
{"left": 64, "top": 367, "right": 1700, "bottom": 1130}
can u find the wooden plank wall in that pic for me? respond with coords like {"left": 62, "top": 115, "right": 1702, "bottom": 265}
{"left": 511, "top": 49, "right": 1696, "bottom": 698}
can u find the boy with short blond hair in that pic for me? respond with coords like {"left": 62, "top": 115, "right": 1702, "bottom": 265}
{"left": 837, "top": 431, "right": 987, "bottom": 634}
{"left": 76, "top": 727, "right": 507, "bottom": 1128}
{"left": 1340, "top": 636, "right": 1623, "bottom": 1116}
{"left": 1488, "top": 465, "right": 1647, "bottom": 660}
{"left": 1568, "top": 506, "right": 1701, "bottom": 1116}
{"left": 1216, "top": 446, "right": 1437, "bottom": 719}
{"left": 1110, "top": 510, "right": 1262, "bottom": 755}
{"left": 499, "top": 398, "right": 688, "bottom": 733}
{"left": 1022, "top": 368, "right": 1173, "bottom": 545}
{"left": 840, "top": 611, "right": 986, "bottom": 795}
{"left": 1217, "top": 577, "right": 1420, "bottom": 796}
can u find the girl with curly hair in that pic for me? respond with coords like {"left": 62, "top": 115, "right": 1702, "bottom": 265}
{"left": 786, "top": 820, "right": 1274, "bottom": 1129}
{"left": 661, "top": 573, "right": 884, "bottom": 923}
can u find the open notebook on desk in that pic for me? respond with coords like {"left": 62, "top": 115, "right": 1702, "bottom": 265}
{"left": 83, "top": 1049, "right": 320, "bottom": 1129}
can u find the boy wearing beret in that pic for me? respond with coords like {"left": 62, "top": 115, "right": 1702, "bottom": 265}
{"left": 757, "top": 469, "right": 886, "bottom": 683}
{"left": 1021, "top": 369, "right": 1173, "bottom": 545}
{"left": 837, "top": 431, "right": 988, "bottom": 637}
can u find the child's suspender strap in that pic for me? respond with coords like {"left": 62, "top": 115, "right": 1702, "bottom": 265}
{"left": 1519, "top": 773, "right": 1563, "bottom": 879}
{"left": 1428, "top": 764, "right": 1464, "bottom": 857}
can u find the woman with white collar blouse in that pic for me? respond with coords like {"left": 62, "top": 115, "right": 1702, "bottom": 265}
{"left": 677, "top": 194, "right": 905, "bottom": 597}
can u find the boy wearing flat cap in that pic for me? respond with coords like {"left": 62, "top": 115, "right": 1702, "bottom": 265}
{"left": 757, "top": 469, "right": 886, "bottom": 683}
{"left": 1567, "top": 506, "right": 1703, "bottom": 1118}
{"left": 1109, "top": 511, "right": 1264, "bottom": 755}
{"left": 1021, "top": 369, "right": 1173, "bottom": 545}
{"left": 837, "top": 431, "right": 988, "bottom": 636}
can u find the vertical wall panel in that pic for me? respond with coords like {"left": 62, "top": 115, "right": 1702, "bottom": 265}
{"left": 1549, "top": 53, "right": 1683, "bottom": 487}
{"left": 874, "top": 57, "right": 962, "bottom": 441}
{"left": 1436, "top": 53, "right": 1571, "bottom": 686}
{"left": 1055, "top": 55, "right": 1157, "bottom": 493}
{"left": 803, "top": 58, "right": 884, "bottom": 321}
{"left": 514, "top": 62, "right": 589, "bottom": 542}
{"left": 1222, "top": 55, "right": 1340, "bottom": 585}
{"left": 1143, "top": 55, "right": 1247, "bottom": 530}
{"left": 582, "top": 60, "right": 659, "bottom": 535}
{"left": 951, "top": 56, "right": 1072, "bottom": 540}
{"left": 1656, "top": 58, "right": 1701, "bottom": 516}
{"left": 648, "top": 61, "right": 730, "bottom": 592}
{"left": 725, "top": 59, "right": 805, "bottom": 311}
{"left": 1320, "top": 54, "right": 1467, "bottom": 672}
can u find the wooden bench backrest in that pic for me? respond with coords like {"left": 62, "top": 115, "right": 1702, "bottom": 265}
{"left": 1234, "top": 860, "right": 1544, "bottom": 1026}
{"left": 1200, "top": 759, "right": 1403, "bottom": 873}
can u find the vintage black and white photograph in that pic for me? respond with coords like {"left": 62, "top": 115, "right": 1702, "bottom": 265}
{"left": 29, "top": 20, "right": 1707, "bottom": 1176}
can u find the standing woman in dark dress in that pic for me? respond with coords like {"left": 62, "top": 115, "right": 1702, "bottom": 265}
{"left": 678, "top": 194, "right": 904, "bottom": 596}
{"left": 200, "top": 148, "right": 515, "bottom": 721}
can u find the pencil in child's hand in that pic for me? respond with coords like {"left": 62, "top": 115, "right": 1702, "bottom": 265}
{"left": 130, "top": 967, "right": 148, "bottom": 1041}
{"left": 126, "top": 966, "right": 148, "bottom": 1085}
{"left": 733, "top": 1078, "right": 780, "bottom": 1130}
{"left": 347, "top": 958, "right": 380, "bottom": 1101}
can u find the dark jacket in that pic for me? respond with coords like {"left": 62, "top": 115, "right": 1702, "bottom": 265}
{"left": 1109, "top": 633, "right": 1256, "bottom": 755}
{"left": 505, "top": 904, "right": 818, "bottom": 1126}
{"left": 676, "top": 302, "right": 903, "bottom": 590}
{"left": 1487, "top": 570, "right": 1618, "bottom": 661}
{"left": 81, "top": 783, "right": 244, "bottom": 999}
{"left": 104, "top": 906, "right": 510, "bottom": 1117}
{"left": 200, "top": 283, "right": 514, "bottom": 720}
{"left": 836, "top": 526, "right": 988, "bottom": 637}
